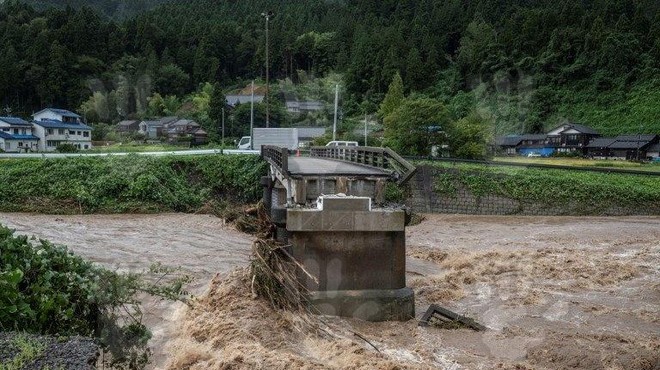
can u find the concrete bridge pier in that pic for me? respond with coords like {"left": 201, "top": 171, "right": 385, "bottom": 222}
{"left": 286, "top": 196, "right": 414, "bottom": 321}
{"left": 260, "top": 145, "right": 417, "bottom": 321}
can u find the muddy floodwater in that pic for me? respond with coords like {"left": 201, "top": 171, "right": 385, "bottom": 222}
{"left": 1, "top": 213, "right": 658, "bottom": 369}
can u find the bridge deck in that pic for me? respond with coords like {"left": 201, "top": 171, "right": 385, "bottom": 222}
{"left": 287, "top": 157, "right": 391, "bottom": 177}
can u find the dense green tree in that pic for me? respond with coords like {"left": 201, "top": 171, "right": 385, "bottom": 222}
{"left": 208, "top": 83, "right": 227, "bottom": 141}
{"left": 447, "top": 111, "right": 492, "bottom": 160}
{"left": 0, "top": 0, "right": 658, "bottom": 134}
{"left": 383, "top": 97, "right": 450, "bottom": 156}
{"left": 155, "top": 64, "right": 189, "bottom": 97}
{"left": 377, "top": 72, "right": 404, "bottom": 121}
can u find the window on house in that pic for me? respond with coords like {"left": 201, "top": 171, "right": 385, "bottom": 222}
{"left": 21, "top": 129, "right": 26, "bottom": 134}
{"left": 84, "top": 144, "right": 89, "bottom": 149}
{"left": 1, "top": 128, "right": 8, "bottom": 132}
{"left": 18, "top": 142, "right": 23, "bottom": 147}
{"left": 77, "top": 131, "right": 81, "bottom": 135}
{"left": 69, "top": 130, "right": 75, "bottom": 135}
{"left": 47, "top": 128, "right": 53, "bottom": 135}
{"left": 13, "top": 128, "right": 19, "bottom": 134}
{"left": 58, "top": 129, "right": 64, "bottom": 135}
{"left": 83, "top": 131, "right": 89, "bottom": 137}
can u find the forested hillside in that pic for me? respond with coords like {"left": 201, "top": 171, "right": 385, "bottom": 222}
{"left": 18, "top": 0, "right": 168, "bottom": 19}
{"left": 1, "top": 0, "right": 659, "bottom": 137}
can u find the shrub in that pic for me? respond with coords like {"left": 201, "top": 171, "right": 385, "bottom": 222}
{"left": 0, "top": 225, "right": 192, "bottom": 368}
{"left": 0, "top": 155, "right": 268, "bottom": 214}
{"left": 55, "top": 143, "right": 78, "bottom": 153}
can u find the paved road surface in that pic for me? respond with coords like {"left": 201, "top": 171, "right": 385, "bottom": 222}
{"left": 287, "top": 156, "right": 391, "bottom": 176}
{"left": 0, "top": 149, "right": 259, "bottom": 159}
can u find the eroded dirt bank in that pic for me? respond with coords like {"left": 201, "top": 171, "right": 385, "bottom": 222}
{"left": 1, "top": 213, "right": 658, "bottom": 369}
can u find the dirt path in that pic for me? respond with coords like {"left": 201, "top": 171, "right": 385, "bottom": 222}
{"left": 2, "top": 213, "right": 658, "bottom": 369}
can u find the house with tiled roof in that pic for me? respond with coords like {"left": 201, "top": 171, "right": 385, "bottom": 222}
{"left": 546, "top": 122, "right": 600, "bottom": 155}
{"left": 586, "top": 134, "right": 659, "bottom": 160}
{"left": 116, "top": 120, "right": 140, "bottom": 133}
{"left": 0, "top": 117, "right": 40, "bottom": 152}
{"left": 165, "top": 119, "right": 208, "bottom": 145}
{"left": 31, "top": 108, "right": 93, "bottom": 151}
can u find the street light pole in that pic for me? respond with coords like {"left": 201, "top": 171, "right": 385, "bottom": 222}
{"left": 261, "top": 11, "right": 274, "bottom": 128}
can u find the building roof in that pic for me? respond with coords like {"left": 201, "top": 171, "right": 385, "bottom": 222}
{"left": 548, "top": 123, "right": 599, "bottom": 135}
{"left": 520, "top": 134, "right": 547, "bottom": 141}
{"left": 608, "top": 140, "right": 653, "bottom": 150}
{"left": 141, "top": 120, "right": 162, "bottom": 128}
{"left": 495, "top": 135, "right": 523, "bottom": 146}
{"left": 33, "top": 108, "right": 81, "bottom": 118}
{"left": 117, "top": 120, "right": 139, "bottom": 126}
{"left": 157, "top": 116, "right": 179, "bottom": 126}
{"left": 226, "top": 95, "right": 264, "bottom": 107}
{"left": 613, "top": 134, "right": 658, "bottom": 142}
{"left": 0, "top": 117, "right": 32, "bottom": 126}
{"left": 32, "top": 119, "right": 92, "bottom": 130}
{"left": 286, "top": 100, "right": 326, "bottom": 111}
{"left": 586, "top": 138, "right": 617, "bottom": 148}
{"left": 172, "top": 119, "right": 198, "bottom": 127}
{"left": 0, "top": 132, "right": 39, "bottom": 140}
{"left": 647, "top": 143, "right": 660, "bottom": 152}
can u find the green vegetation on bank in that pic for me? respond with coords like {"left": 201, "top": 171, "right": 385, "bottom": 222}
{"left": 419, "top": 161, "right": 660, "bottom": 214}
{"left": 0, "top": 155, "right": 267, "bottom": 214}
{"left": 0, "top": 225, "right": 192, "bottom": 368}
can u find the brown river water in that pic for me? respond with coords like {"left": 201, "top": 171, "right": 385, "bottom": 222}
{"left": 1, "top": 213, "right": 658, "bottom": 369}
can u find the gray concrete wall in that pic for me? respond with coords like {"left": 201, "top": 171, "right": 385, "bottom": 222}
{"left": 407, "top": 165, "right": 660, "bottom": 216}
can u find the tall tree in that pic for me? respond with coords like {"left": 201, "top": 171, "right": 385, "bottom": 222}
{"left": 383, "top": 97, "right": 450, "bottom": 156}
{"left": 208, "top": 83, "right": 226, "bottom": 141}
{"left": 377, "top": 72, "right": 404, "bottom": 121}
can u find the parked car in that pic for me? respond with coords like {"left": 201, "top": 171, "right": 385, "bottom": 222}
{"left": 325, "top": 140, "right": 358, "bottom": 147}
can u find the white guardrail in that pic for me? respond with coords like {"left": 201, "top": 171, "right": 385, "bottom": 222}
{"left": 0, "top": 149, "right": 260, "bottom": 159}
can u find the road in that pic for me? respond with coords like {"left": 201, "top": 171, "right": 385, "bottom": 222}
{"left": 0, "top": 149, "right": 259, "bottom": 159}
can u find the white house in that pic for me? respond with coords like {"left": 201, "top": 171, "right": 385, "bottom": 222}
{"left": 0, "top": 116, "right": 40, "bottom": 152}
{"left": 31, "top": 108, "right": 93, "bottom": 151}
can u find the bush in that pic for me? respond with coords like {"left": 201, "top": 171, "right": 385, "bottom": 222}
{"left": 0, "top": 225, "right": 192, "bottom": 368}
{"left": 0, "top": 155, "right": 268, "bottom": 214}
{"left": 55, "top": 143, "right": 79, "bottom": 153}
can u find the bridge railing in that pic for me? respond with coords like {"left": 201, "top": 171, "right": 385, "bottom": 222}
{"left": 261, "top": 145, "right": 289, "bottom": 176}
{"left": 309, "top": 146, "right": 417, "bottom": 184}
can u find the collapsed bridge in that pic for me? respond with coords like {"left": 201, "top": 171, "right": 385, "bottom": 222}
{"left": 260, "top": 145, "right": 417, "bottom": 321}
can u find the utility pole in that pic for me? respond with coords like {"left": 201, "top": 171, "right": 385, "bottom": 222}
{"left": 250, "top": 80, "right": 254, "bottom": 150}
{"left": 364, "top": 113, "right": 368, "bottom": 146}
{"left": 332, "top": 84, "right": 339, "bottom": 141}
{"left": 221, "top": 107, "right": 225, "bottom": 147}
{"left": 261, "top": 11, "right": 274, "bottom": 128}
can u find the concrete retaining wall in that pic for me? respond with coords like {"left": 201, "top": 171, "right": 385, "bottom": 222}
{"left": 407, "top": 165, "right": 660, "bottom": 216}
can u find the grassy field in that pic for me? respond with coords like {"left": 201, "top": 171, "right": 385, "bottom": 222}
{"left": 493, "top": 156, "right": 660, "bottom": 172}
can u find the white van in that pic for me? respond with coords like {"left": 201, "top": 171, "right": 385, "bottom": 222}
{"left": 325, "top": 140, "right": 358, "bottom": 147}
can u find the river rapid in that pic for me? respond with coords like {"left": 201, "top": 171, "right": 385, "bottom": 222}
{"left": 1, "top": 213, "right": 658, "bottom": 369}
